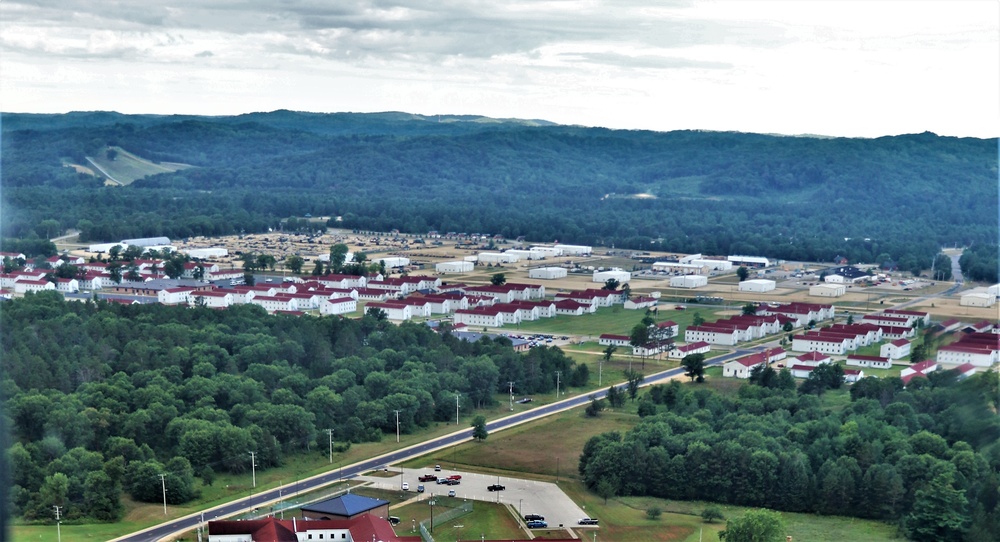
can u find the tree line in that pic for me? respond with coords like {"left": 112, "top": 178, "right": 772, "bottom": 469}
{"left": 578, "top": 372, "right": 1000, "bottom": 542}
{"left": 2, "top": 292, "right": 585, "bottom": 521}
{"left": 3, "top": 113, "right": 996, "bottom": 274}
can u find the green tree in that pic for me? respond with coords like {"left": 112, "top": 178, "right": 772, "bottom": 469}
{"left": 625, "top": 370, "right": 643, "bottom": 401}
{"left": 702, "top": 505, "right": 725, "bottom": 523}
{"left": 596, "top": 478, "right": 616, "bottom": 504}
{"left": 285, "top": 255, "right": 305, "bottom": 274}
{"left": 693, "top": 312, "right": 706, "bottom": 327}
{"left": 736, "top": 266, "right": 749, "bottom": 282}
{"left": 719, "top": 509, "right": 785, "bottom": 542}
{"left": 742, "top": 302, "right": 757, "bottom": 315}
{"left": 471, "top": 415, "right": 488, "bottom": 441}
{"left": 329, "top": 244, "right": 349, "bottom": 272}
{"left": 646, "top": 506, "right": 662, "bottom": 520}
{"left": 602, "top": 278, "right": 620, "bottom": 291}
{"left": 681, "top": 353, "right": 706, "bottom": 382}
{"left": 602, "top": 345, "right": 617, "bottom": 363}
{"left": 490, "top": 273, "right": 507, "bottom": 286}
{"left": 905, "top": 472, "right": 969, "bottom": 542}
{"left": 585, "top": 395, "right": 605, "bottom": 417}
{"left": 782, "top": 321, "right": 794, "bottom": 332}
{"left": 606, "top": 386, "right": 626, "bottom": 408}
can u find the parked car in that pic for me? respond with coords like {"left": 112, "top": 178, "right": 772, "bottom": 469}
{"left": 447, "top": 475, "right": 462, "bottom": 480}
{"left": 417, "top": 484, "right": 425, "bottom": 493}
{"left": 436, "top": 478, "right": 448, "bottom": 484}
{"left": 445, "top": 479, "right": 460, "bottom": 485}
{"left": 434, "top": 464, "right": 442, "bottom": 471}
{"left": 401, "top": 482, "right": 409, "bottom": 491}
{"left": 448, "top": 489, "right": 456, "bottom": 497}
{"left": 487, "top": 484, "right": 505, "bottom": 491}
{"left": 578, "top": 518, "right": 600, "bottom": 525}
{"left": 526, "top": 520, "right": 548, "bottom": 528}
{"left": 523, "top": 514, "right": 544, "bottom": 521}
{"left": 419, "top": 474, "right": 438, "bottom": 482}
{"left": 388, "top": 516, "right": 401, "bottom": 525}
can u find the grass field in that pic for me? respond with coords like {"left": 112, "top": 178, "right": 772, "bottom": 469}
{"left": 400, "top": 390, "right": 902, "bottom": 542}
{"left": 514, "top": 305, "right": 723, "bottom": 338}
{"left": 393, "top": 500, "right": 525, "bottom": 541}
{"left": 83, "top": 146, "right": 192, "bottom": 185}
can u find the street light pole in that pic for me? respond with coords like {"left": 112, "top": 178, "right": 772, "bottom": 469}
{"left": 455, "top": 392, "right": 460, "bottom": 425}
{"left": 507, "top": 381, "right": 515, "bottom": 411}
{"left": 249, "top": 451, "right": 257, "bottom": 488}
{"left": 325, "top": 429, "right": 334, "bottom": 463}
{"left": 393, "top": 410, "right": 402, "bottom": 443}
{"left": 555, "top": 371, "right": 561, "bottom": 400}
{"left": 159, "top": 473, "right": 168, "bottom": 515}
{"left": 53, "top": 506, "right": 62, "bottom": 542}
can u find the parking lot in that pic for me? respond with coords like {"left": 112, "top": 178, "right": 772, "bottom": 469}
{"left": 356, "top": 466, "right": 593, "bottom": 530}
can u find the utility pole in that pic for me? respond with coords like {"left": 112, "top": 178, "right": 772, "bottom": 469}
{"left": 555, "top": 371, "right": 562, "bottom": 401}
{"left": 249, "top": 451, "right": 257, "bottom": 488}
{"left": 159, "top": 473, "right": 168, "bottom": 515}
{"left": 507, "top": 381, "right": 515, "bottom": 411}
{"left": 455, "top": 392, "right": 461, "bottom": 425}
{"left": 325, "top": 429, "right": 334, "bottom": 463}
{"left": 598, "top": 358, "right": 603, "bottom": 386}
{"left": 53, "top": 505, "right": 62, "bottom": 542}
{"left": 393, "top": 410, "right": 402, "bottom": 443}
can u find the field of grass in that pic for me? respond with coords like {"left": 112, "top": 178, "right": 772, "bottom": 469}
{"left": 84, "top": 146, "right": 192, "bottom": 185}
{"left": 515, "top": 305, "right": 722, "bottom": 338}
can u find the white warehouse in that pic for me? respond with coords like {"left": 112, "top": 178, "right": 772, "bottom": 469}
{"left": 435, "top": 261, "right": 474, "bottom": 274}
{"left": 593, "top": 268, "right": 631, "bottom": 284}
{"left": 375, "top": 257, "right": 410, "bottom": 268}
{"left": 554, "top": 244, "right": 592, "bottom": 256}
{"left": 529, "top": 267, "right": 568, "bottom": 280}
{"left": 739, "top": 279, "right": 776, "bottom": 293}
{"left": 530, "top": 246, "right": 564, "bottom": 258}
{"left": 690, "top": 259, "right": 733, "bottom": 272}
{"left": 506, "top": 249, "right": 547, "bottom": 260}
{"left": 810, "top": 283, "right": 846, "bottom": 297}
{"left": 478, "top": 252, "right": 520, "bottom": 264}
{"left": 960, "top": 292, "right": 996, "bottom": 308}
{"left": 185, "top": 247, "right": 229, "bottom": 259}
{"left": 670, "top": 275, "right": 708, "bottom": 288}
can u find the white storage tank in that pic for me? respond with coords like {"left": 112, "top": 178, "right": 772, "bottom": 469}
{"left": 528, "top": 267, "right": 568, "bottom": 280}
{"left": 670, "top": 275, "right": 708, "bottom": 288}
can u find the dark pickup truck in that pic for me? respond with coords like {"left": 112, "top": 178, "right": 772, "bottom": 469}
{"left": 418, "top": 474, "right": 438, "bottom": 482}
{"left": 487, "top": 484, "right": 505, "bottom": 491}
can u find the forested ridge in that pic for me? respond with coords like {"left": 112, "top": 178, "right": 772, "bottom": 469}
{"left": 2, "top": 111, "right": 996, "bottom": 277}
{"left": 2, "top": 292, "right": 584, "bottom": 520}
{"left": 580, "top": 375, "right": 1000, "bottom": 541}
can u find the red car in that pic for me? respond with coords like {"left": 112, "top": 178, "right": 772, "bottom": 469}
{"left": 418, "top": 475, "right": 438, "bottom": 482}
{"left": 447, "top": 475, "right": 462, "bottom": 480}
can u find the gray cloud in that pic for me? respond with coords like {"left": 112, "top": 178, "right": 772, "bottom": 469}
{"left": 562, "top": 52, "right": 732, "bottom": 70}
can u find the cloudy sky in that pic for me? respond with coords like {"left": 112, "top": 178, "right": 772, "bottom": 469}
{"left": 1, "top": 0, "right": 997, "bottom": 137}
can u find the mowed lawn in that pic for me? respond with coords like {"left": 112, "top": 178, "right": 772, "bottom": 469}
{"left": 515, "top": 305, "right": 721, "bottom": 338}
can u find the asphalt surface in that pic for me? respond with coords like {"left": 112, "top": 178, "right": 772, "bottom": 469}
{"left": 112, "top": 348, "right": 753, "bottom": 542}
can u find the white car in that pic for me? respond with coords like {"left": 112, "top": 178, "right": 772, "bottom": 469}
{"left": 402, "top": 482, "right": 409, "bottom": 491}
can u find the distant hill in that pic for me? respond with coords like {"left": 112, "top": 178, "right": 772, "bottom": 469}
{"left": 81, "top": 146, "right": 193, "bottom": 186}
{"left": 1, "top": 110, "right": 996, "bottom": 270}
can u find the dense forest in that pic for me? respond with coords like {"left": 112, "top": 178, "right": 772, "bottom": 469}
{"left": 2, "top": 111, "right": 997, "bottom": 275}
{"left": 2, "top": 292, "right": 584, "bottom": 521}
{"left": 580, "top": 374, "right": 1000, "bottom": 542}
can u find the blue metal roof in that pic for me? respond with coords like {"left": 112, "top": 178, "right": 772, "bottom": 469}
{"left": 301, "top": 493, "right": 389, "bottom": 517}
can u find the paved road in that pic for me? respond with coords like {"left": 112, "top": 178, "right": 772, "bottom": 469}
{"left": 113, "top": 348, "right": 754, "bottom": 542}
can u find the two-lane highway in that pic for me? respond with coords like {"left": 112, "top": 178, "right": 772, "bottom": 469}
{"left": 113, "top": 347, "right": 754, "bottom": 542}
